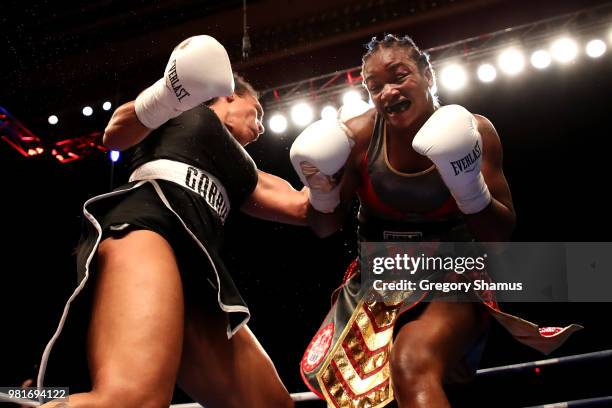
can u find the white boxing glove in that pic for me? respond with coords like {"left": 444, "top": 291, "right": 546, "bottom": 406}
{"left": 412, "top": 105, "right": 491, "bottom": 214}
{"left": 290, "top": 120, "right": 355, "bottom": 213}
{"left": 135, "top": 35, "right": 235, "bottom": 129}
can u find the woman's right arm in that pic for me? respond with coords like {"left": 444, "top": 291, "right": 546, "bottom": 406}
{"left": 104, "top": 35, "right": 234, "bottom": 151}
{"left": 302, "top": 112, "right": 373, "bottom": 237}
{"left": 103, "top": 101, "right": 151, "bottom": 151}
{"left": 305, "top": 156, "right": 360, "bottom": 237}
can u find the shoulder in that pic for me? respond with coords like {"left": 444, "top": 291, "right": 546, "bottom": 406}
{"left": 345, "top": 108, "right": 376, "bottom": 145}
{"left": 344, "top": 108, "right": 376, "bottom": 164}
{"left": 473, "top": 114, "right": 500, "bottom": 144}
{"left": 172, "top": 104, "right": 223, "bottom": 128}
{"left": 473, "top": 113, "right": 503, "bottom": 164}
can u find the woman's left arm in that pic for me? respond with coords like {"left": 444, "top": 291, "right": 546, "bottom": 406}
{"left": 240, "top": 170, "right": 309, "bottom": 226}
{"left": 464, "top": 115, "right": 516, "bottom": 241}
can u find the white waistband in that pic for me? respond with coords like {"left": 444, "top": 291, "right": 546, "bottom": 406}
{"left": 129, "top": 159, "right": 230, "bottom": 222}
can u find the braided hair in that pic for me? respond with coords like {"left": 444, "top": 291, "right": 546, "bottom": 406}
{"left": 362, "top": 34, "right": 439, "bottom": 106}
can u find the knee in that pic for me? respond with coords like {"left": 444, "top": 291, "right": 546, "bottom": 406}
{"left": 246, "top": 379, "right": 294, "bottom": 408}
{"left": 245, "top": 385, "right": 294, "bottom": 408}
{"left": 267, "top": 391, "right": 294, "bottom": 408}
{"left": 389, "top": 333, "right": 441, "bottom": 393}
{"left": 94, "top": 382, "right": 174, "bottom": 408}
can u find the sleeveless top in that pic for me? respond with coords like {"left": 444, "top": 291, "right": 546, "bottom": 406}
{"left": 356, "top": 114, "right": 469, "bottom": 241}
{"left": 129, "top": 104, "right": 258, "bottom": 207}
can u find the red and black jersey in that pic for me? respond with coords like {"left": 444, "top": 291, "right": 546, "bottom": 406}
{"left": 356, "top": 114, "right": 468, "bottom": 241}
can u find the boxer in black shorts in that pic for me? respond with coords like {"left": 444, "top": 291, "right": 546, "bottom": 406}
{"left": 39, "top": 36, "right": 305, "bottom": 408}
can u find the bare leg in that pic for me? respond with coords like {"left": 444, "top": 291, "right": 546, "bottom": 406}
{"left": 390, "top": 301, "right": 487, "bottom": 408}
{"left": 41, "top": 230, "right": 184, "bottom": 408}
{"left": 177, "top": 298, "right": 293, "bottom": 408}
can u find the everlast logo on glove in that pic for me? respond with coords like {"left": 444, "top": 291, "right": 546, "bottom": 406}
{"left": 450, "top": 141, "right": 482, "bottom": 176}
{"left": 167, "top": 59, "right": 191, "bottom": 102}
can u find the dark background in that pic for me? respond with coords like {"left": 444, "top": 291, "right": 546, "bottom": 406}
{"left": 2, "top": 1, "right": 612, "bottom": 407}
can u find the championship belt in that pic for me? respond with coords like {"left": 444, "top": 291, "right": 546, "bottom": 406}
{"left": 301, "top": 260, "right": 583, "bottom": 408}
{"left": 300, "top": 261, "right": 426, "bottom": 407}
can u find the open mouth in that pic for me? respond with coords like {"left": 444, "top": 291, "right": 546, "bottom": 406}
{"left": 385, "top": 100, "right": 412, "bottom": 115}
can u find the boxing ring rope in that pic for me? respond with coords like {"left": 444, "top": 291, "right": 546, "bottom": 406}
{"left": 0, "top": 390, "right": 320, "bottom": 407}
{"left": 476, "top": 349, "right": 612, "bottom": 376}
{"left": 4, "top": 392, "right": 611, "bottom": 408}
{"left": 523, "top": 396, "right": 612, "bottom": 408}
{"left": 2, "top": 350, "right": 610, "bottom": 407}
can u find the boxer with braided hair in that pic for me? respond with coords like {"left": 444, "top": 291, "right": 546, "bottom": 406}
{"left": 293, "top": 34, "right": 579, "bottom": 408}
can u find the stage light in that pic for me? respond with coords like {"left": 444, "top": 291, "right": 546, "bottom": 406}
{"left": 531, "top": 50, "right": 552, "bottom": 69}
{"left": 291, "top": 102, "right": 314, "bottom": 127}
{"left": 551, "top": 37, "right": 578, "bottom": 63}
{"left": 268, "top": 114, "right": 288, "bottom": 133}
{"left": 102, "top": 101, "right": 112, "bottom": 111}
{"left": 321, "top": 105, "right": 338, "bottom": 121}
{"left": 339, "top": 99, "right": 370, "bottom": 122}
{"left": 342, "top": 90, "right": 363, "bottom": 106}
{"left": 498, "top": 48, "right": 525, "bottom": 75}
{"left": 477, "top": 64, "right": 497, "bottom": 83}
{"left": 440, "top": 64, "right": 467, "bottom": 91}
{"left": 585, "top": 39, "right": 606, "bottom": 58}
{"left": 82, "top": 106, "right": 93, "bottom": 116}
{"left": 48, "top": 115, "right": 59, "bottom": 125}
{"left": 110, "top": 150, "right": 120, "bottom": 162}
{"left": 27, "top": 147, "right": 44, "bottom": 156}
